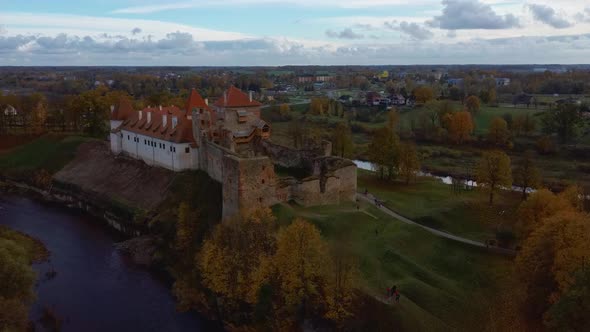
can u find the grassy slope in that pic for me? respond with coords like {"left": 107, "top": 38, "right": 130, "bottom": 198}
{"left": 0, "top": 135, "right": 95, "bottom": 176}
{"left": 357, "top": 170, "right": 521, "bottom": 243}
{"left": 273, "top": 201, "right": 511, "bottom": 331}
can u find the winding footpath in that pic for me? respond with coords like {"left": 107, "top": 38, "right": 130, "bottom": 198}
{"left": 357, "top": 193, "right": 517, "bottom": 256}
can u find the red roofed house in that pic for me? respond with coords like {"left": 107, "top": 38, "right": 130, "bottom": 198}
{"left": 110, "top": 87, "right": 270, "bottom": 171}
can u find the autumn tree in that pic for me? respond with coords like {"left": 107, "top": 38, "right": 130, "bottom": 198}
{"left": 515, "top": 210, "right": 590, "bottom": 323}
{"left": 465, "top": 95, "right": 481, "bottom": 114}
{"left": 513, "top": 113, "right": 536, "bottom": 137}
{"left": 545, "top": 268, "right": 590, "bottom": 331}
{"left": 448, "top": 111, "right": 474, "bottom": 144}
{"left": 28, "top": 94, "right": 47, "bottom": 134}
{"left": 199, "top": 208, "right": 276, "bottom": 306}
{"left": 487, "top": 117, "right": 510, "bottom": 146}
{"left": 331, "top": 123, "right": 354, "bottom": 158}
{"left": 412, "top": 86, "right": 434, "bottom": 104}
{"left": 513, "top": 150, "right": 541, "bottom": 200}
{"left": 476, "top": 150, "right": 512, "bottom": 205}
{"left": 324, "top": 244, "right": 357, "bottom": 324}
{"left": 398, "top": 142, "right": 420, "bottom": 184}
{"left": 274, "top": 218, "right": 330, "bottom": 318}
{"left": 368, "top": 127, "right": 399, "bottom": 179}
{"left": 386, "top": 109, "right": 400, "bottom": 133}
{"left": 279, "top": 103, "right": 290, "bottom": 116}
{"left": 175, "top": 202, "right": 197, "bottom": 255}
{"left": 0, "top": 235, "right": 37, "bottom": 331}
{"left": 516, "top": 189, "right": 570, "bottom": 237}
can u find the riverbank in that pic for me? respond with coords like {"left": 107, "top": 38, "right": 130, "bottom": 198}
{"left": 0, "top": 222, "right": 50, "bottom": 330}
{"left": 0, "top": 194, "right": 216, "bottom": 331}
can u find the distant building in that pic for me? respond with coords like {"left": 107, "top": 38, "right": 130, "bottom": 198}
{"left": 512, "top": 94, "right": 537, "bottom": 108}
{"left": 495, "top": 78, "right": 511, "bottom": 87}
{"left": 447, "top": 78, "right": 464, "bottom": 87}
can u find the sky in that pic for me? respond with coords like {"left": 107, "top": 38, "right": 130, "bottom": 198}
{"left": 0, "top": 0, "right": 589, "bottom": 66}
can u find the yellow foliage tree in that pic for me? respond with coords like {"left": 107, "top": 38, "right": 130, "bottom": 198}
{"left": 517, "top": 189, "right": 570, "bottom": 237}
{"left": 331, "top": 123, "right": 354, "bottom": 158}
{"left": 465, "top": 95, "right": 481, "bottom": 114}
{"left": 476, "top": 150, "right": 512, "bottom": 205}
{"left": 513, "top": 150, "right": 541, "bottom": 200}
{"left": 487, "top": 117, "right": 510, "bottom": 146}
{"left": 274, "top": 218, "right": 330, "bottom": 315}
{"left": 515, "top": 210, "right": 590, "bottom": 321}
{"left": 324, "top": 245, "right": 358, "bottom": 324}
{"left": 558, "top": 184, "right": 585, "bottom": 212}
{"left": 412, "top": 86, "right": 434, "bottom": 104}
{"left": 279, "top": 103, "right": 290, "bottom": 116}
{"left": 398, "top": 142, "right": 421, "bottom": 184}
{"left": 448, "top": 111, "right": 474, "bottom": 144}
{"left": 199, "top": 208, "right": 276, "bottom": 305}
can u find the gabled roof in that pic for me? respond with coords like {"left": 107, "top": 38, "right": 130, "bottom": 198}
{"left": 214, "top": 86, "right": 261, "bottom": 108}
{"left": 111, "top": 97, "right": 135, "bottom": 121}
{"left": 185, "top": 89, "right": 210, "bottom": 112}
{"left": 118, "top": 106, "right": 195, "bottom": 144}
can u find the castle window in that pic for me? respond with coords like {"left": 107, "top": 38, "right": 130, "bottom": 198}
{"left": 127, "top": 135, "right": 130, "bottom": 140}
{"left": 163, "top": 144, "right": 166, "bottom": 150}
{"left": 185, "top": 147, "right": 190, "bottom": 153}
{"left": 261, "top": 179, "right": 265, "bottom": 184}
{"left": 262, "top": 165, "right": 265, "bottom": 171}
{"left": 173, "top": 147, "right": 176, "bottom": 153}
{"left": 258, "top": 197, "right": 263, "bottom": 203}
{"left": 201, "top": 120, "right": 205, "bottom": 126}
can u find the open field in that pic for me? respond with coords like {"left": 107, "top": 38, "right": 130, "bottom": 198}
{"left": 273, "top": 201, "right": 512, "bottom": 331}
{"left": 357, "top": 170, "right": 521, "bottom": 243}
{"left": 0, "top": 135, "right": 96, "bottom": 177}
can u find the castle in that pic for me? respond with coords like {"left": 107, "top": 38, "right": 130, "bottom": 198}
{"left": 110, "top": 87, "right": 357, "bottom": 218}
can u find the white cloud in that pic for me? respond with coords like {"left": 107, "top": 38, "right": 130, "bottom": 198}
{"left": 0, "top": 12, "right": 249, "bottom": 41}
{"left": 112, "top": 0, "right": 440, "bottom": 13}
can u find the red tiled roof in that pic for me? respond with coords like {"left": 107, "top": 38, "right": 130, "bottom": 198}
{"left": 185, "top": 89, "right": 210, "bottom": 112}
{"left": 111, "top": 97, "right": 134, "bottom": 121}
{"left": 214, "top": 86, "right": 262, "bottom": 108}
{"left": 120, "top": 106, "right": 195, "bottom": 144}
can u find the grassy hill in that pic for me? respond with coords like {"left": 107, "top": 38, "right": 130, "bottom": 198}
{"left": 273, "top": 200, "right": 512, "bottom": 331}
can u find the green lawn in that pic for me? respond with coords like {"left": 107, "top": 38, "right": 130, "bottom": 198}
{"left": 0, "top": 135, "right": 95, "bottom": 176}
{"left": 357, "top": 170, "right": 520, "bottom": 243}
{"left": 273, "top": 201, "right": 511, "bottom": 331}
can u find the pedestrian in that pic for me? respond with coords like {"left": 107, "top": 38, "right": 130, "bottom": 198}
{"left": 395, "top": 289, "right": 400, "bottom": 303}
{"left": 356, "top": 204, "right": 360, "bottom": 210}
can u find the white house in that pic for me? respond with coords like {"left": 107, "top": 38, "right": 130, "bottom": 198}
{"left": 109, "top": 89, "right": 208, "bottom": 172}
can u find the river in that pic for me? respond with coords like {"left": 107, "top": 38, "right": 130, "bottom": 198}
{"left": 0, "top": 194, "right": 218, "bottom": 332}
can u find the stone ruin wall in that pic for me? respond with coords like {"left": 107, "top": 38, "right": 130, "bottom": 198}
{"left": 197, "top": 139, "right": 357, "bottom": 218}
{"left": 259, "top": 140, "right": 357, "bottom": 208}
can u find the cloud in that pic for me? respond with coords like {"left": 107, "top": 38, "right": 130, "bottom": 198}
{"left": 574, "top": 7, "right": 590, "bottom": 23}
{"left": 385, "top": 21, "right": 433, "bottom": 40}
{"left": 528, "top": 4, "right": 573, "bottom": 29}
{"left": 326, "top": 28, "right": 364, "bottom": 39}
{"left": 0, "top": 24, "right": 6, "bottom": 34}
{"left": 112, "top": 0, "right": 440, "bottom": 14}
{"left": 1, "top": 29, "right": 589, "bottom": 66}
{"left": 428, "top": 0, "right": 520, "bottom": 30}
{"left": 131, "top": 27, "right": 142, "bottom": 35}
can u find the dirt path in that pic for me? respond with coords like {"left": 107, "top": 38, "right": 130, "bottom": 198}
{"left": 357, "top": 193, "right": 516, "bottom": 256}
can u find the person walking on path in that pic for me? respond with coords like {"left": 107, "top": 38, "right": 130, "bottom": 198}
{"left": 395, "top": 289, "right": 401, "bottom": 303}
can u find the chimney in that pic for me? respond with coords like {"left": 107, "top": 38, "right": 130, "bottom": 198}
{"left": 249, "top": 91, "right": 253, "bottom": 102}
{"left": 172, "top": 116, "right": 178, "bottom": 129}
{"left": 205, "top": 98, "right": 209, "bottom": 106}
{"left": 110, "top": 105, "right": 115, "bottom": 113}
{"left": 162, "top": 114, "right": 167, "bottom": 127}
{"left": 138, "top": 110, "right": 143, "bottom": 120}
{"left": 147, "top": 111, "right": 151, "bottom": 123}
